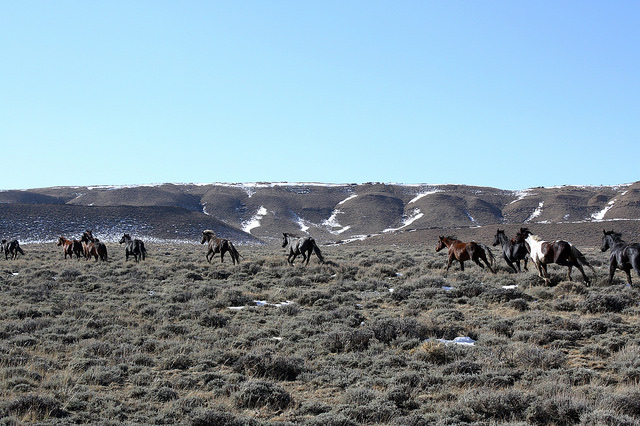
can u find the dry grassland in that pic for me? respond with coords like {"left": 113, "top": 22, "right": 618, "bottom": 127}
{"left": 1, "top": 241, "right": 640, "bottom": 425}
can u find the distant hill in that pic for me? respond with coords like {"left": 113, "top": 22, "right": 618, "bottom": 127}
{"left": 1, "top": 182, "right": 639, "bottom": 246}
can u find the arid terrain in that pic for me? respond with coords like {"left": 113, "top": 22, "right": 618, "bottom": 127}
{"left": 2, "top": 182, "right": 640, "bottom": 424}
{"left": 2, "top": 182, "right": 640, "bottom": 247}
{"left": 1, "top": 238, "right": 640, "bottom": 425}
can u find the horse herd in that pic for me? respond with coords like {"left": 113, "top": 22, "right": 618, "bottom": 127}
{"left": 2, "top": 227, "right": 640, "bottom": 285}
{"left": 0, "top": 230, "right": 324, "bottom": 268}
{"left": 438, "top": 227, "right": 640, "bottom": 286}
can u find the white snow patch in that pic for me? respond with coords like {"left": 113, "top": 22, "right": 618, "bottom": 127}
{"left": 229, "top": 300, "right": 293, "bottom": 310}
{"left": 242, "top": 206, "right": 268, "bottom": 234}
{"left": 338, "top": 194, "right": 358, "bottom": 205}
{"left": 384, "top": 208, "right": 424, "bottom": 233}
{"left": 502, "top": 285, "right": 518, "bottom": 289}
{"left": 465, "top": 210, "right": 476, "bottom": 223}
{"left": 509, "top": 189, "right": 535, "bottom": 204}
{"left": 592, "top": 199, "right": 616, "bottom": 221}
{"left": 525, "top": 202, "right": 544, "bottom": 222}
{"left": 289, "top": 212, "right": 310, "bottom": 233}
{"left": 433, "top": 336, "right": 476, "bottom": 346}
{"left": 409, "top": 189, "right": 441, "bottom": 204}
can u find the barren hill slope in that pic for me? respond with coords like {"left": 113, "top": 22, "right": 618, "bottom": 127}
{"left": 1, "top": 182, "right": 638, "bottom": 246}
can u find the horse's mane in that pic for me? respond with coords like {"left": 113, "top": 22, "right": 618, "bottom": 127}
{"left": 604, "top": 229, "right": 624, "bottom": 240}
{"left": 202, "top": 230, "right": 216, "bottom": 235}
{"left": 283, "top": 233, "right": 299, "bottom": 238}
{"left": 526, "top": 234, "right": 542, "bottom": 242}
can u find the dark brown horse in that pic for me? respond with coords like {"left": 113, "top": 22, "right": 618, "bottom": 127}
{"left": 1, "top": 239, "right": 24, "bottom": 260}
{"left": 57, "top": 236, "right": 83, "bottom": 259}
{"left": 435, "top": 236, "right": 495, "bottom": 274}
{"left": 80, "top": 230, "right": 108, "bottom": 261}
{"left": 519, "top": 229, "right": 594, "bottom": 285}
{"left": 282, "top": 233, "right": 325, "bottom": 266}
{"left": 601, "top": 229, "right": 640, "bottom": 285}
{"left": 201, "top": 230, "right": 241, "bottom": 264}
{"left": 492, "top": 228, "right": 529, "bottom": 273}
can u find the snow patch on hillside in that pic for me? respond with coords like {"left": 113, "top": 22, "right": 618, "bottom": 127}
{"left": 338, "top": 194, "right": 358, "bottom": 205}
{"left": 323, "top": 195, "right": 359, "bottom": 234}
{"left": 409, "top": 189, "right": 441, "bottom": 204}
{"left": 242, "top": 206, "right": 268, "bottom": 234}
{"left": 509, "top": 189, "right": 535, "bottom": 204}
{"left": 465, "top": 210, "right": 477, "bottom": 224}
{"left": 323, "top": 210, "right": 351, "bottom": 235}
{"left": 384, "top": 208, "right": 424, "bottom": 233}
{"left": 525, "top": 202, "right": 544, "bottom": 222}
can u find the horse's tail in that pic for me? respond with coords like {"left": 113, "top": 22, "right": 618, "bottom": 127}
{"left": 140, "top": 242, "right": 147, "bottom": 260}
{"left": 99, "top": 243, "right": 108, "bottom": 262}
{"left": 311, "top": 239, "right": 325, "bottom": 264}
{"left": 571, "top": 244, "right": 596, "bottom": 274}
{"left": 478, "top": 243, "right": 495, "bottom": 267}
{"left": 228, "top": 241, "right": 241, "bottom": 263}
{"left": 16, "top": 243, "right": 24, "bottom": 256}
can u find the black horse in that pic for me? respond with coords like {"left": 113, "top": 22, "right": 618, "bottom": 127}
{"left": 601, "top": 229, "right": 640, "bottom": 285}
{"left": 1, "top": 239, "right": 24, "bottom": 260}
{"left": 492, "top": 228, "right": 529, "bottom": 273}
{"left": 201, "top": 230, "right": 241, "bottom": 264}
{"left": 119, "top": 234, "right": 147, "bottom": 262}
{"left": 282, "top": 233, "right": 324, "bottom": 266}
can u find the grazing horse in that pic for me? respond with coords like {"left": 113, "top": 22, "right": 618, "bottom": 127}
{"left": 282, "top": 233, "right": 325, "bottom": 266}
{"left": 601, "top": 229, "right": 640, "bottom": 285}
{"left": 119, "top": 234, "right": 147, "bottom": 262}
{"left": 492, "top": 228, "right": 529, "bottom": 273}
{"left": 57, "top": 236, "right": 83, "bottom": 259}
{"left": 201, "top": 230, "right": 240, "bottom": 264}
{"left": 435, "top": 236, "right": 495, "bottom": 274}
{"left": 80, "top": 230, "right": 108, "bottom": 261}
{"left": 519, "top": 229, "right": 594, "bottom": 285}
{"left": 1, "top": 239, "right": 24, "bottom": 260}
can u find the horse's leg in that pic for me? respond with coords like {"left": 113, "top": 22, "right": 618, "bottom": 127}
{"left": 608, "top": 259, "right": 618, "bottom": 284}
{"left": 566, "top": 265, "right": 573, "bottom": 282}
{"left": 481, "top": 253, "right": 495, "bottom": 274}
{"left": 444, "top": 254, "right": 454, "bottom": 274}
{"left": 504, "top": 255, "right": 518, "bottom": 273}
{"left": 573, "top": 262, "right": 590, "bottom": 284}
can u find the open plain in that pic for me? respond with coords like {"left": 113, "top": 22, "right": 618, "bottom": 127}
{"left": 1, "top": 237, "right": 640, "bottom": 425}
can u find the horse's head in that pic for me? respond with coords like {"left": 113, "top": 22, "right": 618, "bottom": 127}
{"left": 492, "top": 229, "right": 506, "bottom": 246}
{"left": 57, "top": 237, "right": 64, "bottom": 246}
{"left": 601, "top": 229, "right": 621, "bottom": 252}
{"left": 281, "top": 233, "right": 290, "bottom": 248}
{"left": 119, "top": 234, "right": 130, "bottom": 244}
{"left": 435, "top": 236, "right": 447, "bottom": 252}
{"left": 514, "top": 228, "right": 531, "bottom": 243}
{"left": 201, "top": 230, "right": 215, "bottom": 244}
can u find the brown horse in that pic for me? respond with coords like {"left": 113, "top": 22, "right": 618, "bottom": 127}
{"left": 57, "top": 236, "right": 83, "bottom": 259}
{"left": 80, "top": 230, "right": 108, "bottom": 261}
{"left": 201, "top": 230, "right": 241, "bottom": 264}
{"left": 435, "top": 236, "right": 495, "bottom": 274}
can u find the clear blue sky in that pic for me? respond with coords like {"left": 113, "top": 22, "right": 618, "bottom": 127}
{"left": 2, "top": 1, "right": 638, "bottom": 191}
